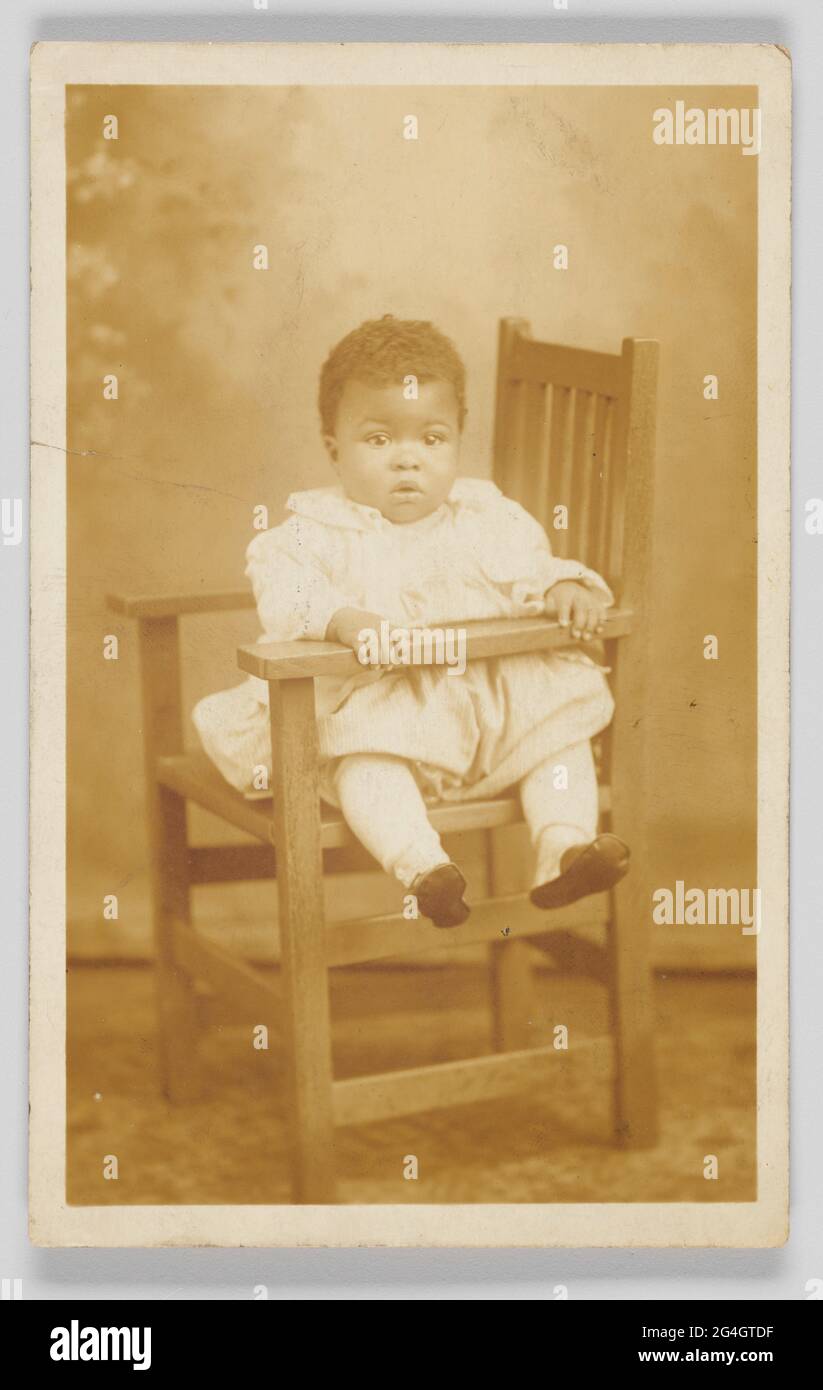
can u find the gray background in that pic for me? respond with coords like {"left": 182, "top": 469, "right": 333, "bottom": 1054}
{"left": 3, "top": 0, "right": 820, "bottom": 1299}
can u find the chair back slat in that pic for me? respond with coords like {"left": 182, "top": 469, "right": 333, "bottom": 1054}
{"left": 570, "top": 388, "right": 596, "bottom": 563}
{"left": 589, "top": 392, "right": 613, "bottom": 574}
{"left": 520, "top": 380, "right": 548, "bottom": 519}
{"left": 547, "top": 384, "right": 573, "bottom": 555}
{"left": 492, "top": 319, "right": 658, "bottom": 600}
{"left": 606, "top": 391, "right": 629, "bottom": 587}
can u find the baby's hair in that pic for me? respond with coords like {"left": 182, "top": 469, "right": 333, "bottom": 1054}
{"left": 318, "top": 314, "right": 467, "bottom": 436}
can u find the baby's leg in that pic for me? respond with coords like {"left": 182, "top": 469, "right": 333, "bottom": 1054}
{"left": 333, "top": 753, "right": 449, "bottom": 889}
{"left": 519, "top": 740, "right": 599, "bottom": 888}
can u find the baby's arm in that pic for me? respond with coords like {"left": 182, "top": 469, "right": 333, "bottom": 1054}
{"left": 245, "top": 515, "right": 360, "bottom": 643}
{"left": 486, "top": 493, "right": 615, "bottom": 640}
{"left": 246, "top": 520, "right": 394, "bottom": 665}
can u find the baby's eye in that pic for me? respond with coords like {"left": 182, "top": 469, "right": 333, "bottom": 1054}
{"left": 366, "top": 433, "right": 390, "bottom": 448}
{"left": 424, "top": 433, "right": 446, "bottom": 447}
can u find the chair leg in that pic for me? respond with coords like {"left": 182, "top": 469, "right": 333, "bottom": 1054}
{"left": 601, "top": 342, "right": 660, "bottom": 1146}
{"left": 270, "top": 678, "right": 337, "bottom": 1204}
{"left": 486, "top": 826, "right": 536, "bottom": 1052}
{"left": 138, "top": 613, "right": 204, "bottom": 1104}
{"left": 605, "top": 865, "right": 659, "bottom": 1147}
{"left": 604, "top": 617, "right": 660, "bottom": 1147}
{"left": 152, "top": 784, "right": 206, "bottom": 1104}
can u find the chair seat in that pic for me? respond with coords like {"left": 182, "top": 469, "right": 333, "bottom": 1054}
{"left": 157, "top": 749, "right": 610, "bottom": 850}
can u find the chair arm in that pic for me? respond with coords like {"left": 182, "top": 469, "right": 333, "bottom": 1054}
{"left": 237, "top": 609, "right": 634, "bottom": 682}
{"left": 107, "top": 589, "right": 256, "bottom": 619}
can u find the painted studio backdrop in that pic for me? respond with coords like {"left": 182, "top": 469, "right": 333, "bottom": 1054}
{"left": 66, "top": 85, "right": 756, "bottom": 1205}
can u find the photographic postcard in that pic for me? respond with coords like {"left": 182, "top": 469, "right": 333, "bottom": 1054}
{"left": 29, "top": 41, "right": 790, "bottom": 1248}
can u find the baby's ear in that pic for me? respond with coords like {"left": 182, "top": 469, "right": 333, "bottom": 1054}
{"left": 323, "top": 433, "right": 339, "bottom": 464}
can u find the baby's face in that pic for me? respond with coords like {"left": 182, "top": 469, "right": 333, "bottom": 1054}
{"left": 324, "top": 377, "right": 461, "bottom": 524}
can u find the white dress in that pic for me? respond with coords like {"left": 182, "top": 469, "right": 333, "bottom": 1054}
{"left": 191, "top": 477, "right": 616, "bottom": 806}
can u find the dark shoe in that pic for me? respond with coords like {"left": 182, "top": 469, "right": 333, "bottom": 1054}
{"left": 529, "top": 833, "right": 631, "bottom": 910}
{"left": 411, "top": 862, "right": 470, "bottom": 929}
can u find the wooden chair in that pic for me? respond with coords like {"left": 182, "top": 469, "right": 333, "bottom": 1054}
{"left": 108, "top": 318, "right": 660, "bottom": 1203}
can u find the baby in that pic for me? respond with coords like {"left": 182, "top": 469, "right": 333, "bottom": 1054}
{"left": 192, "top": 316, "right": 630, "bottom": 927}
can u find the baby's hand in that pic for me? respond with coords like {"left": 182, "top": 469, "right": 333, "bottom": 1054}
{"left": 545, "top": 581, "right": 606, "bottom": 641}
{"left": 326, "top": 607, "right": 394, "bottom": 667}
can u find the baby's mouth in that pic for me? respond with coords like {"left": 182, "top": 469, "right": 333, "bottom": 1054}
{"left": 392, "top": 482, "right": 423, "bottom": 496}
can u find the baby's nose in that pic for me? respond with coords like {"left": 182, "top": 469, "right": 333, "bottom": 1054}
{"left": 393, "top": 449, "right": 421, "bottom": 469}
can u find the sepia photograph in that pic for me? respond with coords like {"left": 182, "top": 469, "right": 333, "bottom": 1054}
{"left": 29, "top": 41, "right": 790, "bottom": 1247}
